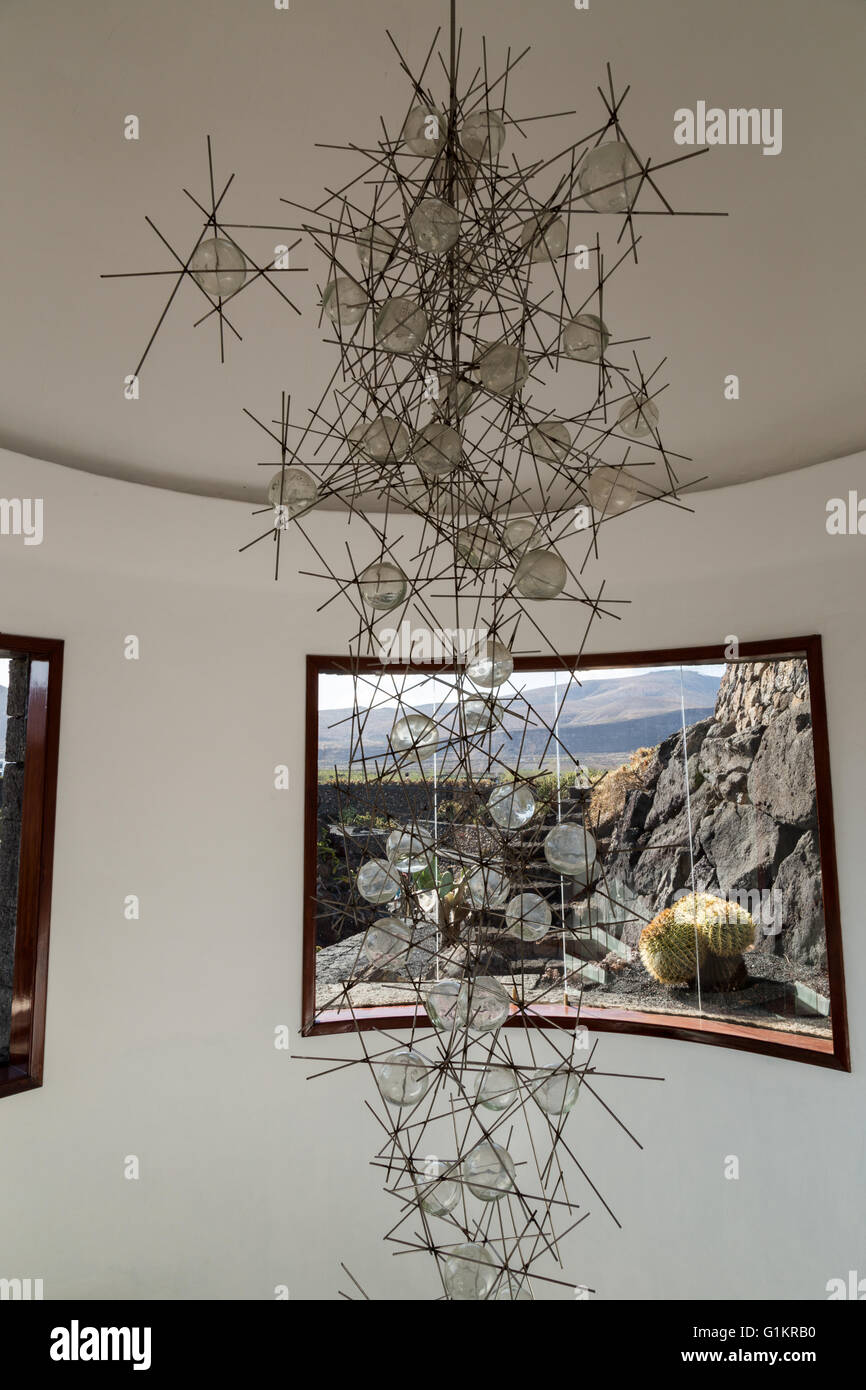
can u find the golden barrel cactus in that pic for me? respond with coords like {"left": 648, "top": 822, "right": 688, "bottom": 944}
{"left": 638, "top": 908, "right": 708, "bottom": 985}
{"left": 672, "top": 892, "right": 755, "bottom": 958}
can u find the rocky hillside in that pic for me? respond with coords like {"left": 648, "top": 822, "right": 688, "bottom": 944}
{"left": 594, "top": 660, "right": 825, "bottom": 967}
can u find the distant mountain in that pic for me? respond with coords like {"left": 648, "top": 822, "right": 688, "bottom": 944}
{"left": 318, "top": 667, "right": 722, "bottom": 770}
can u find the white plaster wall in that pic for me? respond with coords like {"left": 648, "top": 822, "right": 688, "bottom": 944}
{"left": 0, "top": 444, "right": 863, "bottom": 1301}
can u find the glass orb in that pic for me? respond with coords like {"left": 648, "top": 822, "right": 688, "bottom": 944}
{"left": 437, "top": 374, "right": 476, "bottom": 420}
{"left": 460, "top": 698, "right": 501, "bottom": 735}
{"left": 562, "top": 313, "right": 610, "bottom": 363}
{"left": 543, "top": 822, "right": 599, "bottom": 885}
{"left": 617, "top": 393, "right": 660, "bottom": 438}
{"left": 463, "top": 868, "right": 509, "bottom": 910}
{"left": 374, "top": 296, "right": 428, "bottom": 354}
{"left": 413, "top": 422, "right": 462, "bottom": 478}
{"left": 190, "top": 236, "right": 246, "bottom": 297}
{"left": 375, "top": 1047, "right": 431, "bottom": 1107}
{"left": 443, "top": 1243, "right": 498, "bottom": 1301}
{"left": 460, "top": 110, "right": 506, "bottom": 162}
{"left": 455, "top": 522, "right": 500, "bottom": 570}
{"left": 402, "top": 105, "right": 447, "bottom": 157}
{"left": 390, "top": 713, "right": 439, "bottom": 756}
{"left": 514, "top": 548, "right": 568, "bottom": 600}
{"left": 477, "top": 341, "right": 529, "bottom": 397}
{"left": 267, "top": 467, "right": 318, "bottom": 519}
{"left": 322, "top": 276, "right": 368, "bottom": 326}
{"left": 362, "top": 915, "right": 414, "bottom": 968}
{"left": 466, "top": 638, "right": 514, "bottom": 690}
{"left": 462, "top": 1141, "right": 516, "bottom": 1200}
{"left": 355, "top": 222, "right": 398, "bottom": 274}
{"left": 359, "top": 416, "right": 410, "bottom": 463}
{"left": 505, "top": 892, "right": 553, "bottom": 942}
{"left": 358, "top": 560, "right": 408, "bottom": 611}
{"left": 386, "top": 825, "right": 435, "bottom": 873}
{"left": 488, "top": 782, "right": 536, "bottom": 830}
{"left": 410, "top": 197, "right": 460, "bottom": 254}
{"left": 578, "top": 140, "right": 642, "bottom": 213}
{"left": 356, "top": 857, "right": 403, "bottom": 904}
{"left": 425, "top": 979, "right": 462, "bottom": 1032}
{"left": 533, "top": 1066, "right": 581, "bottom": 1116}
{"left": 459, "top": 976, "right": 512, "bottom": 1034}
{"left": 528, "top": 419, "right": 571, "bottom": 465}
{"left": 585, "top": 465, "right": 639, "bottom": 515}
{"left": 476, "top": 1066, "right": 518, "bottom": 1111}
{"left": 503, "top": 516, "right": 544, "bottom": 555}
{"left": 520, "top": 212, "right": 567, "bottom": 263}
{"left": 417, "top": 1160, "right": 460, "bottom": 1217}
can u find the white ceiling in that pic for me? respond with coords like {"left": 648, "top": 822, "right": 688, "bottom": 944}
{"left": 1, "top": 0, "right": 864, "bottom": 503}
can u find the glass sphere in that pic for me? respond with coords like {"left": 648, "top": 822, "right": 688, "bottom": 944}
{"left": 528, "top": 419, "right": 571, "bottom": 465}
{"left": 488, "top": 782, "right": 536, "bottom": 830}
{"left": 355, "top": 222, "right": 397, "bottom": 274}
{"left": 267, "top": 467, "right": 318, "bottom": 519}
{"left": 514, "top": 548, "right": 568, "bottom": 600}
{"left": 463, "top": 867, "right": 509, "bottom": 910}
{"left": 190, "top": 236, "right": 246, "bottom": 297}
{"left": 503, "top": 516, "right": 544, "bottom": 555}
{"left": 362, "top": 915, "right": 414, "bottom": 968}
{"left": 466, "top": 638, "right": 514, "bottom": 690}
{"left": 413, "top": 422, "right": 461, "bottom": 478}
{"left": 460, "top": 110, "right": 506, "bottom": 162}
{"left": 562, "top": 313, "right": 610, "bottom": 363}
{"left": 460, "top": 698, "right": 501, "bottom": 735}
{"left": 359, "top": 416, "right": 410, "bottom": 462}
{"left": 578, "top": 140, "right": 642, "bottom": 213}
{"left": 459, "top": 976, "right": 512, "bottom": 1033}
{"left": 358, "top": 560, "right": 408, "bottom": 611}
{"left": 322, "top": 276, "right": 368, "bottom": 326}
{"left": 533, "top": 1065, "right": 581, "bottom": 1116}
{"left": 386, "top": 825, "right": 435, "bottom": 873}
{"left": 425, "top": 979, "right": 462, "bottom": 1032}
{"left": 477, "top": 341, "right": 529, "bottom": 396}
{"left": 356, "top": 857, "right": 403, "bottom": 904}
{"left": 617, "top": 393, "right": 660, "bottom": 438}
{"left": 585, "top": 465, "right": 638, "bottom": 515}
{"left": 437, "top": 374, "right": 476, "bottom": 420}
{"left": 476, "top": 1066, "right": 518, "bottom": 1111}
{"left": 375, "top": 1047, "right": 431, "bottom": 1107}
{"left": 410, "top": 197, "right": 460, "bottom": 254}
{"left": 390, "top": 713, "right": 439, "bottom": 756}
{"left": 462, "top": 1141, "right": 516, "bottom": 1200}
{"left": 417, "top": 1160, "right": 460, "bottom": 1217}
{"left": 403, "top": 105, "right": 447, "bottom": 157}
{"left": 543, "top": 822, "right": 599, "bottom": 885}
{"left": 520, "top": 212, "right": 567, "bottom": 263}
{"left": 455, "top": 522, "right": 500, "bottom": 570}
{"left": 443, "top": 1242, "right": 498, "bottom": 1300}
{"left": 505, "top": 892, "right": 553, "bottom": 942}
{"left": 374, "top": 296, "right": 428, "bottom": 354}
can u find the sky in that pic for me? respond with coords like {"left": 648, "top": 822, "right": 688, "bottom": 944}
{"left": 318, "top": 663, "right": 726, "bottom": 712}
{"left": 0, "top": 659, "right": 8, "bottom": 686}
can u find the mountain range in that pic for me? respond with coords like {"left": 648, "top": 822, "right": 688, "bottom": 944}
{"left": 318, "top": 667, "right": 722, "bottom": 771}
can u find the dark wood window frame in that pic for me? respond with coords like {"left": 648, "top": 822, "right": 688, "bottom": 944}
{"left": 303, "top": 635, "right": 850, "bottom": 1072}
{"left": 0, "top": 631, "right": 63, "bottom": 1100}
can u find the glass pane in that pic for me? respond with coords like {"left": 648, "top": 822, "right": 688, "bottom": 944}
{"left": 0, "top": 654, "right": 31, "bottom": 1063}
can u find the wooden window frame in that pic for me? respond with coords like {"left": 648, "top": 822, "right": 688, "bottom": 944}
{"left": 302, "top": 635, "right": 850, "bottom": 1071}
{"left": 0, "top": 632, "right": 64, "bottom": 1099}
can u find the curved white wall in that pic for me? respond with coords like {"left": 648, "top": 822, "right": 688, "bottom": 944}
{"left": 0, "top": 445, "right": 863, "bottom": 1300}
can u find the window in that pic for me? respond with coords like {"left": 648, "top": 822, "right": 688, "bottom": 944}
{"left": 0, "top": 632, "right": 63, "bottom": 1099}
{"left": 303, "top": 637, "right": 848, "bottom": 1069}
